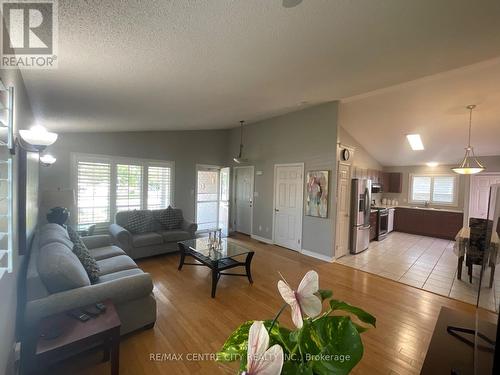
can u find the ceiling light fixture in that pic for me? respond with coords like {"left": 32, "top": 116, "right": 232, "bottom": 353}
{"left": 18, "top": 125, "right": 58, "bottom": 152}
{"left": 40, "top": 154, "right": 56, "bottom": 166}
{"left": 406, "top": 134, "right": 424, "bottom": 150}
{"left": 452, "top": 105, "right": 485, "bottom": 175}
{"left": 426, "top": 162, "right": 439, "bottom": 167}
{"left": 233, "top": 120, "right": 248, "bottom": 164}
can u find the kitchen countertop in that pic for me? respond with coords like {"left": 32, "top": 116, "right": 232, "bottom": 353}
{"left": 373, "top": 204, "right": 463, "bottom": 213}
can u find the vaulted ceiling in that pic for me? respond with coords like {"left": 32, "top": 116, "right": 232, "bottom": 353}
{"left": 18, "top": 0, "right": 500, "bottom": 134}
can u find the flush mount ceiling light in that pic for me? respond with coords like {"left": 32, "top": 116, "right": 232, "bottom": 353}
{"left": 426, "top": 162, "right": 439, "bottom": 167}
{"left": 233, "top": 120, "right": 248, "bottom": 164}
{"left": 40, "top": 154, "right": 56, "bottom": 167}
{"left": 18, "top": 125, "right": 58, "bottom": 152}
{"left": 406, "top": 134, "right": 424, "bottom": 150}
{"left": 452, "top": 105, "right": 485, "bottom": 175}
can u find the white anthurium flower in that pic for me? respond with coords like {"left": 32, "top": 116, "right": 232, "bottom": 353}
{"left": 242, "top": 321, "right": 284, "bottom": 375}
{"left": 277, "top": 270, "right": 322, "bottom": 329}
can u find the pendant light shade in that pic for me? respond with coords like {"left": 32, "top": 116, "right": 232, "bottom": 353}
{"left": 452, "top": 105, "right": 485, "bottom": 175}
{"left": 233, "top": 120, "right": 248, "bottom": 164}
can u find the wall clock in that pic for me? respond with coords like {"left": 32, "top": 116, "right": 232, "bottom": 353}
{"left": 341, "top": 148, "right": 351, "bottom": 161}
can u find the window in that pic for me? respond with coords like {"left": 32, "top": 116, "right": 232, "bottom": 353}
{"left": 410, "top": 174, "right": 457, "bottom": 205}
{"left": 147, "top": 166, "right": 172, "bottom": 209}
{"left": 74, "top": 154, "right": 174, "bottom": 230}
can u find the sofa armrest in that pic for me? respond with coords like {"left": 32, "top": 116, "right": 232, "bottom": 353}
{"left": 25, "top": 273, "right": 153, "bottom": 323}
{"left": 81, "top": 234, "right": 112, "bottom": 250}
{"left": 109, "top": 223, "right": 132, "bottom": 250}
{"left": 182, "top": 220, "right": 197, "bottom": 236}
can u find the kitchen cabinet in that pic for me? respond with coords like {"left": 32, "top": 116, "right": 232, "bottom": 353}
{"left": 381, "top": 172, "right": 403, "bottom": 193}
{"left": 394, "top": 207, "right": 463, "bottom": 240}
{"left": 369, "top": 211, "right": 378, "bottom": 241}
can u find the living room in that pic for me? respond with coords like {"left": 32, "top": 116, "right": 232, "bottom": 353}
{"left": 1, "top": 1, "right": 500, "bottom": 375}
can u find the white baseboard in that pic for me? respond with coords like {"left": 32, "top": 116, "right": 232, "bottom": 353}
{"left": 251, "top": 234, "right": 274, "bottom": 244}
{"left": 301, "top": 249, "right": 335, "bottom": 263}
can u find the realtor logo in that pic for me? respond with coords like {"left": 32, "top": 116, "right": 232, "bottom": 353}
{"left": 1, "top": 0, "right": 58, "bottom": 69}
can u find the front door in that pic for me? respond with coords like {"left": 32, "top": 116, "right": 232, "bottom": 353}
{"left": 273, "top": 164, "right": 304, "bottom": 251}
{"left": 234, "top": 166, "right": 254, "bottom": 235}
{"left": 335, "top": 163, "right": 351, "bottom": 258}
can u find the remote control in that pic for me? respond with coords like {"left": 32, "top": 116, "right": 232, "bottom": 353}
{"left": 95, "top": 302, "right": 106, "bottom": 312}
{"left": 67, "top": 309, "right": 90, "bottom": 322}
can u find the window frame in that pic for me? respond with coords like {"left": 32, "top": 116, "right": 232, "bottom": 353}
{"left": 72, "top": 153, "right": 175, "bottom": 228}
{"left": 408, "top": 173, "right": 458, "bottom": 206}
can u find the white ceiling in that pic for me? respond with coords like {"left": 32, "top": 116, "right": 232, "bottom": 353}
{"left": 340, "top": 58, "right": 500, "bottom": 166}
{"left": 19, "top": 0, "right": 500, "bottom": 133}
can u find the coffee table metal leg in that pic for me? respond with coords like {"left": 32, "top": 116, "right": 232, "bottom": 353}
{"left": 211, "top": 268, "right": 219, "bottom": 298}
{"left": 110, "top": 329, "right": 120, "bottom": 375}
{"left": 245, "top": 252, "right": 254, "bottom": 284}
{"left": 178, "top": 244, "right": 186, "bottom": 270}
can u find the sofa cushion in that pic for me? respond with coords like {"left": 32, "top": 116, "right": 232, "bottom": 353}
{"left": 125, "top": 210, "right": 153, "bottom": 234}
{"left": 90, "top": 245, "right": 126, "bottom": 261}
{"left": 97, "top": 255, "right": 138, "bottom": 275}
{"left": 38, "top": 223, "right": 74, "bottom": 250}
{"left": 67, "top": 226, "right": 100, "bottom": 283}
{"left": 97, "top": 268, "right": 144, "bottom": 283}
{"left": 159, "top": 230, "right": 191, "bottom": 243}
{"left": 132, "top": 232, "right": 163, "bottom": 248}
{"left": 38, "top": 242, "right": 91, "bottom": 293}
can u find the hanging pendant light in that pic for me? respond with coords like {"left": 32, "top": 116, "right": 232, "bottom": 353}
{"left": 452, "top": 105, "right": 485, "bottom": 175}
{"left": 233, "top": 120, "right": 248, "bottom": 164}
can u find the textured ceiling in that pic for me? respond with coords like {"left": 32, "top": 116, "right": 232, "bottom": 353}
{"left": 18, "top": 0, "right": 500, "bottom": 132}
{"left": 340, "top": 58, "right": 500, "bottom": 166}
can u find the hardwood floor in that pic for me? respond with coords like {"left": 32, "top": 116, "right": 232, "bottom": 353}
{"left": 52, "top": 234, "right": 497, "bottom": 375}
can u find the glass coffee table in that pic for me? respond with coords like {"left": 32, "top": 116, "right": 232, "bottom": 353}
{"left": 178, "top": 238, "right": 254, "bottom": 298}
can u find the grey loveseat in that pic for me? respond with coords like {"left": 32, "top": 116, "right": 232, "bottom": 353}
{"left": 109, "top": 207, "right": 197, "bottom": 260}
{"left": 24, "top": 223, "right": 156, "bottom": 335}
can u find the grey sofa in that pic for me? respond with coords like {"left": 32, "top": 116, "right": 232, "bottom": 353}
{"left": 24, "top": 223, "right": 156, "bottom": 335}
{"left": 109, "top": 208, "right": 197, "bottom": 260}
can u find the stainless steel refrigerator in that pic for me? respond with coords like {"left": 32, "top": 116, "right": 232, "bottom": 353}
{"left": 350, "top": 178, "right": 372, "bottom": 254}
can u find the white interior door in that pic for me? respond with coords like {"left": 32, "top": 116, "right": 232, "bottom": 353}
{"left": 335, "top": 163, "right": 350, "bottom": 258}
{"left": 469, "top": 174, "right": 500, "bottom": 219}
{"left": 234, "top": 166, "right": 254, "bottom": 235}
{"left": 219, "top": 167, "right": 230, "bottom": 236}
{"left": 273, "top": 164, "right": 304, "bottom": 251}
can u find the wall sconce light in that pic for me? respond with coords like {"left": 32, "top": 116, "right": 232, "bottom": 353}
{"left": 40, "top": 154, "right": 56, "bottom": 166}
{"left": 18, "top": 125, "right": 58, "bottom": 152}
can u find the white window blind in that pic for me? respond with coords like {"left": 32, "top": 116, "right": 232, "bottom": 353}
{"left": 410, "top": 174, "right": 457, "bottom": 205}
{"left": 432, "top": 176, "right": 455, "bottom": 203}
{"left": 116, "top": 164, "right": 143, "bottom": 212}
{"left": 77, "top": 161, "right": 111, "bottom": 228}
{"left": 147, "top": 166, "right": 172, "bottom": 209}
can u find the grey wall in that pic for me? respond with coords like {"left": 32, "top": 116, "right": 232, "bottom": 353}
{"left": 0, "top": 69, "right": 37, "bottom": 375}
{"left": 39, "top": 130, "right": 230, "bottom": 222}
{"left": 227, "top": 102, "right": 339, "bottom": 257}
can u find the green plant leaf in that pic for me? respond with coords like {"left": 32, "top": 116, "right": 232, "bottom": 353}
{"left": 282, "top": 361, "right": 314, "bottom": 375}
{"left": 310, "top": 316, "right": 364, "bottom": 375}
{"left": 317, "top": 289, "right": 333, "bottom": 302}
{"left": 329, "top": 299, "right": 376, "bottom": 327}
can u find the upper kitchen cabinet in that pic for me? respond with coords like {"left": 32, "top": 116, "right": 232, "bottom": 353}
{"left": 382, "top": 172, "right": 403, "bottom": 193}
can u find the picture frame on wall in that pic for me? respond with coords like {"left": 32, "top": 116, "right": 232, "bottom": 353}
{"left": 305, "top": 170, "right": 329, "bottom": 218}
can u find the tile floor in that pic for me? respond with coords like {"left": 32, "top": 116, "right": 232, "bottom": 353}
{"left": 335, "top": 231, "right": 500, "bottom": 312}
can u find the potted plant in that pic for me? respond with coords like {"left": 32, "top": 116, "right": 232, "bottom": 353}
{"left": 217, "top": 270, "right": 376, "bottom": 374}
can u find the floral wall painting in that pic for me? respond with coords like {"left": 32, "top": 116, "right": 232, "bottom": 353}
{"left": 306, "top": 170, "right": 329, "bottom": 218}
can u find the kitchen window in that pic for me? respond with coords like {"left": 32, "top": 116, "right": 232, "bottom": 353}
{"left": 73, "top": 153, "right": 174, "bottom": 231}
{"left": 409, "top": 174, "right": 457, "bottom": 205}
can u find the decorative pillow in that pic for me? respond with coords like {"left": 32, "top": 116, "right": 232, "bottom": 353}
{"left": 126, "top": 210, "right": 152, "bottom": 234}
{"left": 163, "top": 206, "right": 182, "bottom": 230}
{"left": 153, "top": 209, "right": 170, "bottom": 229}
{"left": 67, "top": 226, "right": 100, "bottom": 283}
{"left": 38, "top": 242, "right": 91, "bottom": 293}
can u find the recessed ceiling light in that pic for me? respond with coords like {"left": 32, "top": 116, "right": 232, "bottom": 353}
{"left": 406, "top": 134, "right": 424, "bottom": 151}
{"left": 426, "top": 162, "right": 439, "bottom": 167}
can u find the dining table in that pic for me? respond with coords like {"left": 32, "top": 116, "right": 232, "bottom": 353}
{"left": 453, "top": 226, "right": 499, "bottom": 287}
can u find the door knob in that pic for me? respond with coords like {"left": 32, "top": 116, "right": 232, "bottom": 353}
{"left": 275, "top": 208, "right": 279, "bottom": 212}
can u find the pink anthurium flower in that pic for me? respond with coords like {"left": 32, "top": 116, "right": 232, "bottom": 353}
{"left": 277, "top": 270, "right": 322, "bottom": 329}
{"left": 242, "top": 321, "right": 284, "bottom": 375}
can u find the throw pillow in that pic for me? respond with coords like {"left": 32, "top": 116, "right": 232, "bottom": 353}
{"left": 164, "top": 206, "right": 182, "bottom": 230}
{"left": 171, "top": 208, "right": 183, "bottom": 230}
{"left": 67, "top": 226, "right": 100, "bottom": 283}
{"left": 126, "top": 210, "right": 152, "bottom": 234}
{"left": 154, "top": 209, "right": 170, "bottom": 229}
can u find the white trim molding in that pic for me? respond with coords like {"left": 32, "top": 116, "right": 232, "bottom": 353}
{"left": 251, "top": 234, "right": 273, "bottom": 245}
{"left": 301, "top": 249, "right": 335, "bottom": 263}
